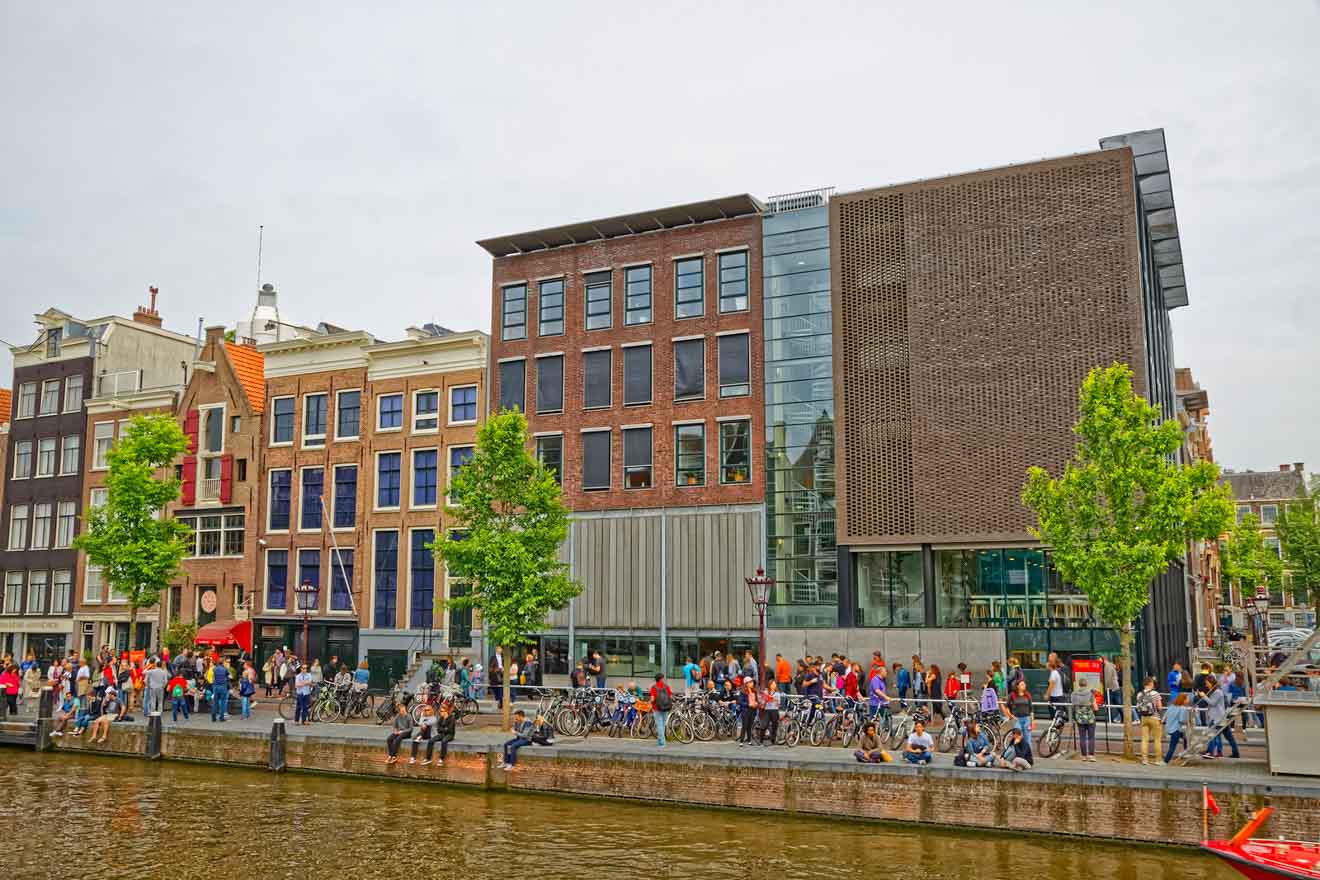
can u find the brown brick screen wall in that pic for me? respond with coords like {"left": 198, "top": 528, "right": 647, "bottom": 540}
{"left": 831, "top": 149, "right": 1147, "bottom": 546}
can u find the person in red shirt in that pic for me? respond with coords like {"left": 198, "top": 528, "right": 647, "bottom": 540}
{"left": 129, "top": 663, "right": 144, "bottom": 711}
{"left": 843, "top": 663, "right": 861, "bottom": 703}
{"left": 648, "top": 672, "right": 673, "bottom": 748}
{"left": 166, "top": 672, "right": 190, "bottom": 722}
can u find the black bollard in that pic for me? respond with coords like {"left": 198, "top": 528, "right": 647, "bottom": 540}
{"left": 145, "top": 714, "right": 163, "bottom": 759}
{"left": 34, "top": 687, "right": 56, "bottom": 752}
{"left": 0, "top": 689, "right": 7, "bottom": 721}
{"left": 269, "top": 717, "right": 287, "bottom": 772}
{"left": 38, "top": 687, "right": 54, "bottom": 719}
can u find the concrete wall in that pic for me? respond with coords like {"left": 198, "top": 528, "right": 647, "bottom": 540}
{"left": 766, "top": 627, "right": 1006, "bottom": 673}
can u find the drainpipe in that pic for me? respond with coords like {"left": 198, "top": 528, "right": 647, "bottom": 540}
{"left": 659, "top": 508, "right": 668, "bottom": 675}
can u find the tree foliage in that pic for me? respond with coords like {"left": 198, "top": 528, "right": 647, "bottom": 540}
{"left": 74, "top": 414, "right": 192, "bottom": 647}
{"left": 1272, "top": 486, "right": 1318, "bottom": 605}
{"left": 163, "top": 619, "right": 199, "bottom": 656}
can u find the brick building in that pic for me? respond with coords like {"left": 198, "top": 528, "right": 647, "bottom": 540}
{"left": 1223, "top": 462, "right": 1313, "bottom": 630}
{"left": 480, "top": 196, "right": 766, "bottom": 677}
{"left": 1175, "top": 367, "right": 1223, "bottom": 652}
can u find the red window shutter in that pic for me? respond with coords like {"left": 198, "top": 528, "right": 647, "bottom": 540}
{"left": 181, "top": 455, "right": 197, "bottom": 505}
{"left": 219, "top": 454, "right": 233, "bottom": 504}
{"left": 183, "top": 408, "right": 200, "bottom": 454}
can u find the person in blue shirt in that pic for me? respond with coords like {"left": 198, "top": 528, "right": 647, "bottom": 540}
{"left": 868, "top": 668, "right": 890, "bottom": 720}
{"left": 682, "top": 657, "right": 701, "bottom": 695}
{"left": 210, "top": 661, "right": 230, "bottom": 723}
{"left": 1166, "top": 662, "right": 1183, "bottom": 699}
{"left": 964, "top": 720, "right": 993, "bottom": 768}
{"left": 895, "top": 662, "right": 911, "bottom": 704}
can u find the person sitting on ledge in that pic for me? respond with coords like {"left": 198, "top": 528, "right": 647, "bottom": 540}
{"left": 963, "top": 720, "right": 993, "bottom": 768}
{"left": 88, "top": 687, "right": 122, "bottom": 743}
{"left": 410, "top": 704, "right": 438, "bottom": 766}
{"left": 384, "top": 702, "right": 412, "bottom": 765}
{"left": 996, "top": 727, "right": 1034, "bottom": 772}
{"left": 903, "top": 720, "right": 934, "bottom": 765}
{"left": 498, "top": 710, "right": 534, "bottom": 770}
{"left": 531, "top": 713, "right": 555, "bottom": 747}
{"left": 50, "top": 693, "right": 79, "bottom": 737}
{"left": 853, "top": 721, "right": 892, "bottom": 763}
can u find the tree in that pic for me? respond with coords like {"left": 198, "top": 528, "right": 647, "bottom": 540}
{"left": 1022, "top": 363, "right": 1233, "bottom": 757}
{"left": 1222, "top": 512, "right": 1284, "bottom": 601}
{"left": 75, "top": 414, "right": 192, "bottom": 654}
{"left": 163, "top": 619, "right": 199, "bottom": 657}
{"left": 1274, "top": 484, "right": 1320, "bottom": 608}
{"left": 434, "top": 409, "right": 580, "bottom": 726}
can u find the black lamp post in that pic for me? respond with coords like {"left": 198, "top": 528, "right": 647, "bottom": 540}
{"left": 294, "top": 579, "right": 320, "bottom": 667}
{"left": 744, "top": 567, "right": 774, "bottom": 688}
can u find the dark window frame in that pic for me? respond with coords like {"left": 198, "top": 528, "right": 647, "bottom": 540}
{"left": 674, "top": 257, "right": 705, "bottom": 319}
{"left": 623, "top": 426, "right": 652, "bottom": 490}
{"left": 499, "top": 359, "right": 526, "bottom": 413}
{"left": 538, "top": 278, "right": 564, "bottom": 336}
{"left": 624, "top": 264, "right": 652, "bottom": 326}
{"left": 675, "top": 423, "right": 706, "bottom": 487}
{"left": 718, "top": 249, "right": 750, "bottom": 313}
{"left": 673, "top": 338, "right": 706, "bottom": 401}
{"left": 535, "top": 355, "right": 564, "bottom": 414}
{"left": 581, "top": 430, "right": 611, "bottom": 491}
{"left": 583, "top": 349, "right": 612, "bottom": 410}
{"left": 719, "top": 419, "right": 752, "bottom": 484}
{"left": 585, "top": 271, "right": 612, "bottom": 331}
{"left": 336, "top": 389, "right": 361, "bottom": 439}
{"left": 501, "top": 284, "right": 527, "bottom": 341}
{"left": 623, "top": 344, "right": 653, "bottom": 406}
{"left": 717, "top": 332, "right": 751, "bottom": 398}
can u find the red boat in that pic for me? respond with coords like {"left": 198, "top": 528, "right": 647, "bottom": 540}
{"left": 1203, "top": 808, "right": 1320, "bottom": 879}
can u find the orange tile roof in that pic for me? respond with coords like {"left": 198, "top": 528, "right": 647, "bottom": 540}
{"left": 0, "top": 388, "right": 11, "bottom": 425}
{"left": 224, "top": 342, "right": 266, "bottom": 414}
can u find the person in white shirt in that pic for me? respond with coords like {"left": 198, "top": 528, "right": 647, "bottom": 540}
{"left": 904, "top": 721, "right": 934, "bottom": 764}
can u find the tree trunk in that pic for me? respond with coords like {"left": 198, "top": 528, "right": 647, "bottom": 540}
{"left": 1120, "top": 625, "right": 1135, "bottom": 759}
{"left": 501, "top": 644, "right": 512, "bottom": 730}
{"left": 128, "top": 603, "right": 138, "bottom": 653}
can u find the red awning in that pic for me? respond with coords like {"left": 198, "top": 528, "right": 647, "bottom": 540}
{"left": 194, "top": 619, "right": 253, "bottom": 654}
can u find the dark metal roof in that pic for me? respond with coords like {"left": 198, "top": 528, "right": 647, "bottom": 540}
{"left": 476, "top": 194, "right": 764, "bottom": 257}
{"left": 1099, "top": 128, "right": 1189, "bottom": 310}
{"left": 1223, "top": 469, "right": 1307, "bottom": 502}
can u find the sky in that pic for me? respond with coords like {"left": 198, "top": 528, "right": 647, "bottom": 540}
{"left": 1, "top": 3, "right": 1317, "bottom": 475}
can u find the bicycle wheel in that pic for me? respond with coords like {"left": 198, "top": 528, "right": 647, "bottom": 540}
{"left": 808, "top": 719, "right": 827, "bottom": 747}
{"left": 983, "top": 725, "right": 1003, "bottom": 755}
{"left": 691, "top": 712, "right": 716, "bottom": 742}
{"left": 409, "top": 702, "right": 426, "bottom": 725}
{"left": 278, "top": 695, "right": 295, "bottom": 721}
{"left": 637, "top": 712, "right": 655, "bottom": 739}
{"left": 937, "top": 720, "right": 959, "bottom": 753}
{"left": 1038, "top": 724, "right": 1061, "bottom": 758}
{"left": 889, "top": 717, "right": 912, "bottom": 749}
{"left": 667, "top": 713, "right": 694, "bottom": 744}
{"left": 781, "top": 718, "right": 801, "bottom": 748}
{"left": 375, "top": 699, "right": 393, "bottom": 725}
{"left": 460, "top": 697, "right": 479, "bottom": 724}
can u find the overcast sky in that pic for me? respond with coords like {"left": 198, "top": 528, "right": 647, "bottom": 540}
{"left": 2, "top": 4, "right": 1316, "bottom": 475}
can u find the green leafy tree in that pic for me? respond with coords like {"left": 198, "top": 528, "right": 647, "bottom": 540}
{"left": 75, "top": 414, "right": 192, "bottom": 653}
{"left": 1274, "top": 483, "right": 1320, "bottom": 607}
{"left": 163, "top": 619, "right": 199, "bottom": 657}
{"left": 434, "top": 409, "right": 580, "bottom": 725}
{"left": 1022, "top": 363, "right": 1233, "bottom": 756}
{"left": 1223, "top": 512, "right": 1285, "bottom": 602}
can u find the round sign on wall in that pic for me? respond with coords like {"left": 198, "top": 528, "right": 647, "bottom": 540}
{"left": 200, "top": 590, "right": 218, "bottom": 614}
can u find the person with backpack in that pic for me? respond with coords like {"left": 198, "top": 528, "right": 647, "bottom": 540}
{"left": 1135, "top": 677, "right": 1164, "bottom": 765}
{"left": 649, "top": 672, "right": 674, "bottom": 748}
{"left": 167, "top": 671, "right": 190, "bottom": 722}
{"left": 239, "top": 661, "right": 256, "bottom": 720}
{"left": 1071, "top": 675, "right": 1099, "bottom": 762}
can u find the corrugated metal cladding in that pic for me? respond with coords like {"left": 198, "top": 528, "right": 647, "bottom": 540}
{"left": 548, "top": 508, "right": 761, "bottom": 631}
{"left": 832, "top": 149, "right": 1147, "bottom": 546}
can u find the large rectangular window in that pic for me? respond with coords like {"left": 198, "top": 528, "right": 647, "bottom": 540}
{"left": 333, "top": 465, "right": 357, "bottom": 528}
{"left": 718, "top": 333, "right": 751, "bottom": 398}
{"left": 448, "top": 446, "right": 473, "bottom": 503}
{"left": 269, "top": 469, "right": 292, "bottom": 530}
{"left": 37, "top": 438, "right": 57, "bottom": 477}
{"left": 855, "top": 551, "right": 925, "bottom": 627}
{"left": 374, "top": 531, "right": 399, "bottom": 628}
{"left": 623, "top": 427, "right": 652, "bottom": 489}
{"left": 330, "top": 549, "right": 354, "bottom": 612}
{"left": 377, "top": 452, "right": 401, "bottom": 509}
{"left": 501, "top": 284, "right": 527, "bottom": 340}
{"left": 413, "top": 449, "right": 438, "bottom": 507}
{"left": 536, "top": 355, "right": 564, "bottom": 413}
{"left": 413, "top": 390, "right": 439, "bottom": 432}
{"left": 60, "top": 435, "right": 80, "bottom": 475}
{"left": 582, "top": 430, "right": 611, "bottom": 491}
{"left": 675, "top": 423, "right": 705, "bottom": 487}
{"left": 31, "top": 503, "right": 52, "bottom": 549}
{"left": 538, "top": 278, "right": 564, "bottom": 336}
{"left": 64, "top": 375, "right": 84, "bottom": 412}
{"left": 719, "top": 419, "right": 751, "bottom": 484}
{"left": 410, "top": 529, "right": 436, "bottom": 629}
{"left": 93, "top": 422, "right": 114, "bottom": 469}
{"left": 303, "top": 394, "right": 327, "bottom": 446}
{"left": 625, "top": 265, "right": 652, "bottom": 325}
{"left": 51, "top": 570, "right": 71, "bottom": 614}
{"left": 8, "top": 504, "right": 29, "bottom": 549}
{"left": 583, "top": 349, "right": 612, "bottom": 409}
{"left": 55, "top": 502, "right": 77, "bottom": 548}
{"left": 499, "top": 360, "right": 525, "bottom": 412}
{"left": 27, "top": 570, "right": 47, "bottom": 614}
{"left": 623, "top": 345, "right": 652, "bottom": 406}
{"left": 298, "top": 549, "right": 321, "bottom": 610}
{"left": 675, "top": 257, "right": 704, "bottom": 318}
{"left": 336, "top": 390, "right": 361, "bottom": 439}
{"left": 40, "top": 379, "right": 60, "bottom": 415}
{"left": 203, "top": 406, "right": 225, "bottom": 453}
{"left": 300, "top": 468, "right": 324, "bottom": 530}
{"left": 718, "top": 250, "right": 749, "bottom": 313}
{"left": 224, "top": 513, "right": 244, "bottom": 556}
{"left": 13, "top": 441, "right": 32, "bottom": 478}
{"left": 585, "top": 271, "right": 612, "bottom": 331}
{"left": 266, "top": 550, "right": 289, "bottom": 611}
{"left": 4, "top": 572, "right": 23, "bottom": 614}
{"left": 17, "top": 383, "right": 37, "bottom": 419}
{"left": 674, "top": 338, "right": 705, "bottom": 400}
{"left": 536, "top": 435, "right": 562, "bottom": 485}
{"left": 271, "top": 397, "right": 295, "bottom": 444}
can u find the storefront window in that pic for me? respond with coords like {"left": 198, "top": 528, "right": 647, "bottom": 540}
{"left": 935, "top": 548, "right": 1092, "bottom": 628}
{"left": 854, "top": 551, "right": 924, "bottom": 626}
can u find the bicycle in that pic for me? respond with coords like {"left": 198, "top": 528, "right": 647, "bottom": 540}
{"left": 885, "top": 702, "right": 931, "bottom": 749}
{"left": 1037, "top": 700, "right": 1070, "bottom": 758}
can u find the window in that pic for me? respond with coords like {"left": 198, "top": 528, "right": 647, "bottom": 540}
{"left": 333, "top": 465, "right": 357, "bottom": 528}
{"left": 298, "top": 549, "right": 321, "bottom": 610}
{"left": 374, "top": 530, "right": 399, "bottom": 628}
{"left": 301, "top": 468, "right": 324, "bottom": 530}
{"left": 9, "top": 504, "right": 29, "bottom": 549}
{"left": 4, "top": 572, "right": 22, "bottom": 614}
{"left": 37, "top": 437, "right": 57, "bottom": 477}
{"left": 12, "top": 441, "right": 32, "bottom": 478}
{"left": 446, "top": 532, "right": 472, "bottom": 648}
{"left": 585, "top": 271, "right": 612, "bottom": 330}
{"left": 31, "top": 503, "right": 53, "bottom": 549}
{"left": 582, "top": 430, "right": 611, "bottom": 491}
{"left": 377, "top": 452, "right": 401, "bottom": 508}
{"left": 378, "top": 393, "right": 403, "bottom": 430}
{"left": 719, "top": 419, "right": 752, "bottom": 484}
{"left": 410, "top": 529, "right": 436, "bottom": 629}
{"left": 583, "top": 349, "right": 612, "bottom": 409}
{"left": 450, "top": 385, "right": 478, "bottom": 423}
{"left": 196, "top": 515, "right": 223, "bottom": 556}
{"left": 271, "top": 397, "right": 295, "bottom": 444}
{"left": 330, "top": 548, "right": 354, "bottom": 612}
{"left": 231, "top": 415, "right": 241, "bottom": 433}
{"left": 266, "top": 550, "right": 289, "bottom": 610}
{"left": 26, "top": 571, "right": 47, "bottom": 614}
{"left": 223, "top": 513, "right": 244, "bottom": 556}
{"left": 623, "top": 345, "right": 652, "bottom": 406}
{"left": 336, "top": 390, "right": 361, "bottom": 439}
{"left": 303, "top": 394, "right": 327, "bottom": 446}
{"left": 64, "top": 375, "right": 84, "bottom": 412}
{"left": 448, "top": 446, "right": 473, "bottom": 503}
{"left": 625, "top": 265, "right": 652, "bottom": 325}
{"left": 539, "top": 278, "right": 564, "bottom": 336}
{"left": 623, "top": 427, "right": 652, "bottom": 489}
{"left": 718, "top": 333, "right": 751, "bottom": 398}
{"left": 17, "top": 383, "right": 37, "bottom": 419}
{"left": 90, "top": 487, "right": 108, "bottom": 510}
{"left": 718, "top": 250, "right": 749, "bottom": 312}
{"left": 40, "top": 379, "right": 60, "bottom": 415}
{"left": 1262, "top": 504, "right": 1279, "bottom": 525}
{"left": 501, "top": 284, "right": 527, "bottom": 340}
{"left": 1235, "top": 504, "right": 1249, "bottom": 524}
{"left": 674, "top": 338, "right": 706, "bottom": 400}
{"left": 536, "top": 435, "right": 563, "bottom": 485}
{"left": 46, "top": 327, "right": 62, "bottom": 357}
{"left": 60, "top": 435, "right": 80, "bottom": 475}
{"left": 1265, "top": 537, "right": 1282, "bottom": 558}
{"left": 236, "top": 458, "right": 247, "bottom": 482}
{"left": 413, "top": 390, "right": 439, "bottom": 432}
{"left": 51, "top": 570, "right": 71, "bottom": 615}
{"left": 676, "top": 423, "right": 706, "bottom": 486}
{"left": 413, "top": 450, "right": 438, "bottom": 507}
{"left": 499, "top": 360, "right": 525, "bottom": 412}
{"left": 55, "top": 502, "right": 76, "bottom": 548}
{"left": 675, "top": 257, "right": 704, "bottom": 318}
{"left": 536, "top": 355, "right": 564, "bottom": 413}
{"left": 201, "top": 406, "right": 225, "bottom": 453}
{"left": 269, "top": 469, "right": 292, "bottom": 530}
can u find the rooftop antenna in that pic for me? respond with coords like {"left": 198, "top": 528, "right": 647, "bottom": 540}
{"left": 256, "top": 224, "right": 264, "bottom": 287}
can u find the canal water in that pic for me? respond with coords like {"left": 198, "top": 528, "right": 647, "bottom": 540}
{"left": 1, "top": 751, "right": 1235, "bottom": 879}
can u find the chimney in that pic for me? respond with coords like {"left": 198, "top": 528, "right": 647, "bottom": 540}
{"left": 133, "top": 285, "right": 163, "bottom": 328}
{"left": 1279, "top": 464, "right": 1291, "bottom": 472}
{"left": 203, "top": 324, "right": 227, "bottom": 357}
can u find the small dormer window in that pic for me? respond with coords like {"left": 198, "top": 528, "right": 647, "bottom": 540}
{"left": 46, "top": 328, "right": 62, "bottom": 358}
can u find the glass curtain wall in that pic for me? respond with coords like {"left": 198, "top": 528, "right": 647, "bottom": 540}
{"left": 932, "top": 548, "right": 1096, "bottom": 629}
{"left": 763, "top": 202, "right": 837, "bottom": 628}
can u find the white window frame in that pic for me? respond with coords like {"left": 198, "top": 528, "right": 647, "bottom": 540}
{"left": 262, "top": 548, "right": 291, "bottom": 615}
{"left": 55, "top": 501, "right": 77, "bottom": 548}
{"left": 269, "top": 395, "right": 296, "bottom": 446}
{"left": 93, "top": 421, "right": 115, "bottom": 470}
{"left": 9, "top": 504, "right": 30, "bottom": 550}
{"left": 412, "top": 388, "right": 440, "bottom": 434}
{"left": 297, "top": 548, "right": 322, "bottom": 614}
{"left": 50, "top": 569, "right": 71, "bottom": 614}
{"left": 376, "top": 392, "right": 404, "bottom": 433}
{"left": 301, "top": 393, "right": 328, "bottom": 448}
{"left": 60, "top": 434, "right": 81, "bottom": 475}
{"left": 298, "top": 465, "right": 326, "bottom": 533}
{"left": 1261, "top": 504, "right": 1279, "bottom": 525}
{"left": 3, "top": 572, "right": 23, "bottom": 614}
{"left": 110, "top": 573, "right": 130, "bottom": 606}
{"left": 26, "top": 570, "right": 47, "bottom": 615}
{"left": 89, "top": 487, "right": 108, "bottom": 511}
{"left": 374, "top": 450, "right": 403, "bottom": 511}
{"left": 197, "top": 403, "right": 227, "bottom": 502}
{"left": 448, "top": 384, "right": 479, "bottom": 426}
{"left": 17, "top": 382, "right": 37, "bottom": 419}
{"left": 446, "top": 445, "right": 475, "bottom": 507}
{"left": 36, "top": 437, "right": 57, "bottom": 478}
{"left": 335, "top": 388, "right": 362, "bottom": 441}
{"left": 12, "top": 440, "right": 32, "bottom": 479}
{"left": 410, "top": 447, "right": 440, "bottom": 510}
{"left": 267, "top": 467, "right": 293, "bottom": 533}
{"left": 63, "top": 374, "right": 84, "bottom": 413}
{"left": 39, "top": 379, "right": 61, "bottom": 416}
{"left": 30, "top": 503, "right": 53, "bottom": 549}
{"left": 332, "top": 463, "right": 358, "bottom": 532}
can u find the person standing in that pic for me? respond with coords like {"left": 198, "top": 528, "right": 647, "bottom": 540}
{"left": 682, "top": 656, "right": 701, "bottom": 696}
{"left": 588, "top": 651, "right": 606, "bottom": 689}
{"left": 758, "top": 680, "right": 781, "bottom": 746}
{"left": 1135, "top": 677, "right": 1164, "bottom": 765}
{"left": 1102, "top": 655, "right": 1121, "bottom": 723}
{"left": 143, "top": 660, "right": 168, "bottom": 717}
{"left": 742, "top": 650, "right": 759, "bottom": 687}
{"left": 210, "top": 658, "right": 230, "bottom": 722}
{"left": 0, "top": 664, "right": 19, "bottom": 714}
{"left": 1166, "top": 662, "right": 1183, "bottom": 700}
{"left": 736, "top": 679, "right": 759, "bottom": 746}
{"left": 649, "top": 672, "right": 673, "bottom": 748}
{"left": 894, "top": 662, "right": 910, "bottom": 704}
{"left": 1162, "top": 692, "right": 1191, "bottom": 764}
{"left": 1202, "top": 676, "right": 1240, "bottom": 759}
{"left": 1004, "top": 679, "right": 1034, "bottom": 746}
{"left": 294, "top": 665, "right": 314, "bottom": 726}
{"left": 1071, "top": 675, "right": 1098, "bottom": 762}
{"left": 167, "top": 670, "right": 190, "bottom": 723}
{"left": 239, "top": 661, "right": 256, "bottom": 720}
{"left": 775, "top": 654, "right": 792, "bottom": 696}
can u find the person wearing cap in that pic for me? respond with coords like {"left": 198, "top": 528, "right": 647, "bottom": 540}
{"left": 89, "top": 687, "right": 122, "bottom": 743}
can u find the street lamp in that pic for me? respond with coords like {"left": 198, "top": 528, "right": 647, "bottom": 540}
{"left": 294, "top": 579, "right": 320, "bottom": 667}
{"left": 744, "top": 567, "right": 774, "bottom": 688}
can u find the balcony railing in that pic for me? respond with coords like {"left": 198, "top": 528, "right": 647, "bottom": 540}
{"left": 199, "top": 478, "right": 221, "bottom": 501}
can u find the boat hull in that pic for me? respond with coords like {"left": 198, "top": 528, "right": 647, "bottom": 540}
{"left": 1202, "top": 841, "right": 1320, "bottom": 880}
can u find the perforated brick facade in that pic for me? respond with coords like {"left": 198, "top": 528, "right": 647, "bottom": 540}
{"left": 831, "top": 149, "right": 1147, "bottom": 546}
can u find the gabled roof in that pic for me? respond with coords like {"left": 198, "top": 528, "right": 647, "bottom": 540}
{"left": 224, "top": 342, "right": 266, "bottom": 414}
{"left": 1224, "top": 469, "right": 1307, "bottom": 502}
{"left": 0, "top": 388, "right": 10, "bottom": 425}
